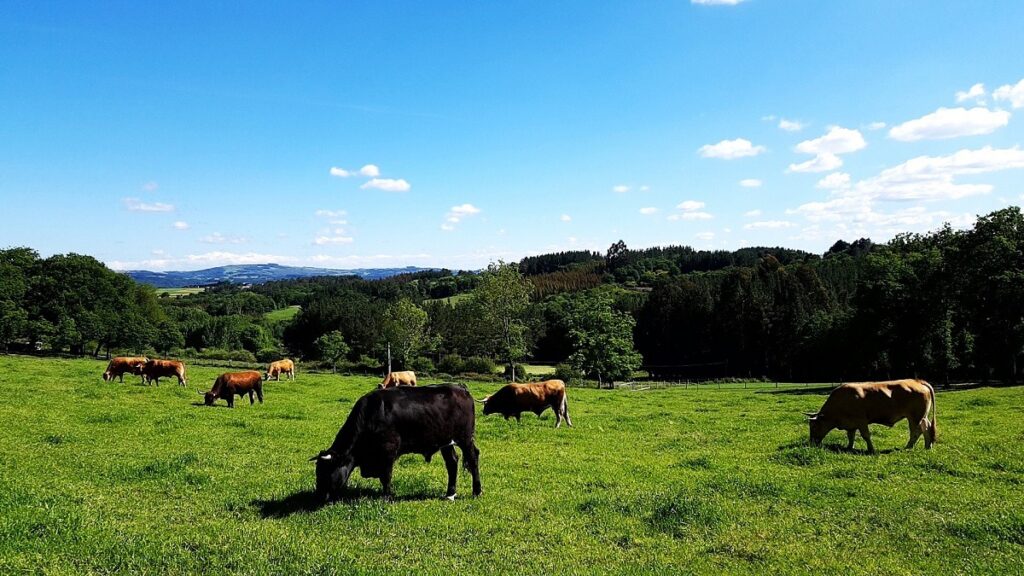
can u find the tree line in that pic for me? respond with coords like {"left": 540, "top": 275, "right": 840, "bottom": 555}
{"left": 3, "top": 206, "right": 1023, "bottom": 385}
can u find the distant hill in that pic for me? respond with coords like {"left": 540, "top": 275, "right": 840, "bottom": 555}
{"left": 124, "top": 263, "right": 439, "bottom": 288}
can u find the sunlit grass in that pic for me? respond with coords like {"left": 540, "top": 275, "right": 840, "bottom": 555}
{"left": 0, "top": 355, "right": 1021, "bottom": 574}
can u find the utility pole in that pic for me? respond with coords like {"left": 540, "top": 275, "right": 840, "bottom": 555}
{"left": 387, "top": 342, "right": 392, "bottom": 375}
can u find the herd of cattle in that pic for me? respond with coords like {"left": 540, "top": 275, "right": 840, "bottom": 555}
{"left": 101, "top": 355, "right": 938, "bottom": 501}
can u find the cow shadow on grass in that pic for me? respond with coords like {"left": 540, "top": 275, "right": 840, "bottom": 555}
{"left": 253, "top": 487, "right": 446, "bottom": 518}
{"left": 776, "top": 439, "right": 900, "bottom": 456}
{"left": 190, "top": 401, "right": 230, "bottom": 409}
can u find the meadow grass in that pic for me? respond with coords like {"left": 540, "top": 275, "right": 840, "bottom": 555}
{"left": 157, "top": 287, "right": 207, "bottom": 298}
{"left": 1, "top": 355, "right": 1022, "bottom": 575}
{"left": 264, "top": 305, "right": 302, "bottom": 323}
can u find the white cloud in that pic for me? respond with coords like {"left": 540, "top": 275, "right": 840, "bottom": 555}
{"left": 744, "top": 220, "right": 794, "bottom": 230}
{"left": 677, "top": 200, "right": 705, "bottom": 212}
{"left": 200, "top": 232, "right": 247, "bottom": 245}
{"left": 313, "top": 235, "right": 354, "bottom": 245}
{"left": 888, "top": 107, "right": 1009, "bottom": 141}
{"left": 361, "top": 178, "right": 411, "bottom": 192}
{"left": 695, "top": 232, "right": 715, "bottom": 241}
{"left": 639, "top": 185, "right": 650, "bottom": 192}
{"left": 743, "top": 209, "right": 762, "bottom": 217}
{"left": 359, "top": 164, "right": 381, "bottom": 177}
{"left": 315, "top": 209, "right": 347, "bottom": 218}
{"left": 123, "top": 197, "right": 174, "bottom": 212}
{"left": 639, "top": 207, "right": 659, "bottom": 215}
{"left": 142, "top": 181, "right": 159, "bottom": 192}
{"left": 993, "top": 78, "right": 1024, "bottom": 108}
{"left": 442, "top": 203, "right": 482, "bottom": 231}
{"left": 866, "top": 121, "right": 887, "bottom": 131}
{"left": 955, "top": 83, "right": 986, "bottom": 104}
{"left": 172, "top": 221, "right": 189, "bottom": 230}
{"left": 329, "top": 167, "right": 352, "bottom": 178}
{"left": 668, "top": 212, "right": 713, "bottom": 221}
{"left": 560, "top": 214, "right": 572, "bottom": 222}
{"left": 787, "top": 153, "right": 843, "bottom": 173}
{"left": 692, "top": 0, "right": 746, "bottom": 4}
{"left": 856, "top": 145, "right": 1024, "bottom": 201}
{"left": 739, "top": 178, "right": 762, "bottom": 188}
{"left": 613, "top": 185, "right": 630, "bottom": 193}
{"left": 816, "top": 172, "right": 851, "bottom": 190}
{"left": 698, "top": 138, "right": 766, "bottom": 159}
{"left": 778, "top": 119, "right": 804, "bottom": 132}
{"left": 795, "top": 126, "right": 866, "bottom": 156}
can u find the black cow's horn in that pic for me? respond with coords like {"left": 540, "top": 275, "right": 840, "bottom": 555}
{"left": 803, "top": 411, "right": 818, "bottom": 418}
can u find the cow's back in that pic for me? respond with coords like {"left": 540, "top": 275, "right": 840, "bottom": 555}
{"left": 823, "top": 380, "right": 931, "bottom": 426}
{"left": 356, "top": 386, "right": 474, "bottom": 455}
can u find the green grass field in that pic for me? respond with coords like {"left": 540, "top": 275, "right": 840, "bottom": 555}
{"left": 264, "top": 305, "right": 301, "bottom": 323}
{"left": 1, "top": 355, "right": 1022, "bottom": 574}
{"left": 157, "top": 287, "right": 207, "bottom": 298}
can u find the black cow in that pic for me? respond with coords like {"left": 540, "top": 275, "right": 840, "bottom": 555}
{"left": 311, "top": 385, "right": 482, "bottom": 501}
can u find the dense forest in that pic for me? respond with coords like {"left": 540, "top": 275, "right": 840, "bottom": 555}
{"left": 3, "top": 206, "right": 1024, "bottom": 385}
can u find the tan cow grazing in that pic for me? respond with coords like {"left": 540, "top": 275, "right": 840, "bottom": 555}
{"left": 478, "top": 379, "right": 572, "bottom": 428}
{"left": 265, "top": 358, "right": 295, "bottom": 381}
{"left": 141, "top": 359, "right": 187, "bottom": 387}
{"left": 102, "top": 356, "right": 148, "bottom": 383}
{"left": 202, "top": 371, "right": 264, "bottom": 408}
{"left": 379, "top": 370, "right": 417, "bottom": 389}
{"left": 805, "top": 379, "right": 936, "bottom": 453}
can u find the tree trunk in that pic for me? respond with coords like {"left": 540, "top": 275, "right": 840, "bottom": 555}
{"left": 387, "top": 342, "right": 392, "bottom": 375}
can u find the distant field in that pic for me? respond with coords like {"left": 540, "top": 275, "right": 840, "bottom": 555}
{"left": 1, "top": 355, "right": 1022, "bottom": 574}
{"left": 425, "top": 293, "right": 472, "bottom": 305}
{"left": 264, "top": 305, "right": 301, "bottom": 323}
{"left": 157, "top": 287, "right": 206, "bottom": 298}
{"left": 522, "top": 364, "right": 556, "bottom": 376}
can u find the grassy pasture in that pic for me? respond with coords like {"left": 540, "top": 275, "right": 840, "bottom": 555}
{"left": 1, "top": 355, "right": 1022, "bottom": 575}
{"left": 157, "top": 287, "right": 206, "bottom": 298}
{"left": 264, "top": 305, "right": 301, "bottom": 323}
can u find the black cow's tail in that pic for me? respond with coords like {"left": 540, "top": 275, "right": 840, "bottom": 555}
{"left": 927, "top": 380, "right": 937, "bottom": 442}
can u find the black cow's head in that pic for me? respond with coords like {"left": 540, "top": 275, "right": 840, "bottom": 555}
{"left": 311, "top": 449, "right": 354, "bottom": 502}
{"left": 479, "top": 395, "right": 496, "bottom": 415}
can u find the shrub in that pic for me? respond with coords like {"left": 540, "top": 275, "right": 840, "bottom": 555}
{"left": 554, "top": 363, "right": 578, "bottom": 383}
{"left": 462, "top": 356, "right": 496, "bottom": 375}
{"left": 256, "top": 348, "right": 283, "bottom": 364}
{"left": 503, "top": 362, "right": 528, "bottom": 380}
{"left": 410, "top": 356, "right": 435, "bottom": 375}
{"left": 437, "top": 354, "right": 465, "bottom": 375}
{"left": 228, "top": 350, "right": 257, "bottom": 363}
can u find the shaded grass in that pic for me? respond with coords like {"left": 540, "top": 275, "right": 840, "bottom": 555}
{"left": 1, "top": 355, "right": 1023, "bottom": 574}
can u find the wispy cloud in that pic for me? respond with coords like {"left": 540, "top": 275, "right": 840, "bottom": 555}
{"left": 142, "top": 181, "right": 159, "bottom": 192}
{"left": 329, "top": 167, "right": 351, "bottom": 177}
{"left": 313, "top": 235, "right": 354, "bottom": 245}
{"left": 744, "top": 209, "right": 762, "bottom": 217}
{"left": 613, "top": 185, "right": 631, "bottom": 193}
{"left": 993, "top": 78, "right": 1024, "bottom": 108}
{"left": 359, "top": 164, "right": 380, "bottom": 177}
{"left": 788, "top": 126, "right": 866, "bottom": 173}
{"left": 739, "top": 178, "right": 762, "bottom": 188}
{"left": 361, "top": 178, "right": 411, "bottom": 192}
{"left": 200, "top": 232, "right": 247, "bottom": 245}
{"left": 698, "top": 138, "right": 766, "bottom": 159}
{"left": 441, "top": 203, "right": 482, "bottom": 231}
{"left": 639, "top": 207, "right": 659, "bottom": 215}
{"left": 778, "top": 119, "right": 804, "bottom": 132}
{"left": 955, "top": 83, "right": 986, "bottom": 104}
{"left": 315, "top": 209, "right": 347, "bottom": 218}
{"left": 668, "top": 200, "right": 713, "bottom": 221}
{"left": 691, "top": 0, "right": 746, "bottom": 5}
{"left": 745, "top": 220, "right": 794, "bottom": 230}
{"left": 560, "top": 214, "right": 572, "bottom": 222}
{"left": 123, "top": 197, "right": 174, "bottom": 212}
{"left": 172, "top": 221, "right": 189, "bottom": 230}
{"left": 816, "top": 172, "right": 851, "bottom": 190}
{"left": 888, "top": 107, "right": 1009, "bottom": 141}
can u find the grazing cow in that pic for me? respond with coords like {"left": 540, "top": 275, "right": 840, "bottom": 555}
{"left": 141, "top": 359, "right": 187, "bottom": 387}
{"left": 265, "top": 358, "right": 295, "bottom": 381}
{"left": 311, "top": 385, "right": 482, "bottom": 501}
{"left": 478, "top": 379, "right": 572, "bottom": 428}
{"left": 102, "top": 356, "right": 148, "bottom": 383}
{"left": 202, "top": 371, "right": 264, "bottom": 408}
{"left": 805, "top": 379, "right": 937, "bottom": 453}
{"left": 379, "top": 370, "right": 417, "bottom": 389}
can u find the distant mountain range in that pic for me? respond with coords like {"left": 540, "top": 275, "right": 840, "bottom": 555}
{"left": 124, "top": 263, "right": 439, "bottom": 288}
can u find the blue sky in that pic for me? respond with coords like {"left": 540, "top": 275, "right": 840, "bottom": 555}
{"left": 2, "top": 1, "right": 1023, "bottom": 271}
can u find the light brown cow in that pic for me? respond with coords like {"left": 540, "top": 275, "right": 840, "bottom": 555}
{"left": 264, "top": 358, "right": 295, "bottom": 381}
{"left": 141, "top": 359, "right": 188, "bottom": 387}
{"left": 806, "top": 379, "right": 936, "bottom": 453}
{"left": 478, "top": 379, "right": 572, "bottom": 428}
{"left": 379, "top": 370, "right": 417, "bottom": 389}
{"left": 102, "top": 356, "right": 148, "bottom": 383}
{"left": 201, "top": 371, "right": 263, "bottom": 408}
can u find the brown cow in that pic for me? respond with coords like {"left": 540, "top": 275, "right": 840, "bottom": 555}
{"left": 478, "top": 379, "right": 572, "bottom": 428}
{"left": 264, "top": 358, "right": 295, "bottom": 381}
{"left": 806, "top": 379, "right": 937, "bottom": 453}
{"left": 201, "top": 371, "right": 264, "bottom": 408}
{"left": 142, "top": 359, "right": 187, "bottom": 387}
{"left": 102, "top": 356, "right": 148, "bottom": 383}
{"left": 379, "top": 370, "right": 417, "bottom": 389}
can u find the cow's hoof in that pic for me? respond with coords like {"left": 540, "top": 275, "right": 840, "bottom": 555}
{"left": 444, "top": 493, "right": 457, "bottom": 502}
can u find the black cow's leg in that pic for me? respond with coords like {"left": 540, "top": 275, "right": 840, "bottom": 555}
{"left": 458, "top": 439, "right": 482, "bottom": 496}
{"left": 859, "top": 425, "right": 874, "bottom": 454}
{"left": 846, "top": 429, "right": 856, "bottom": 450}
{"left": 441, "top": 444, "right": 459, "bottom": 500}
{"left": 380, "top": 461, "right": 395, "bottom": 499}
{"left": 227, "top": 396, "right": 234, "bottom": 408}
